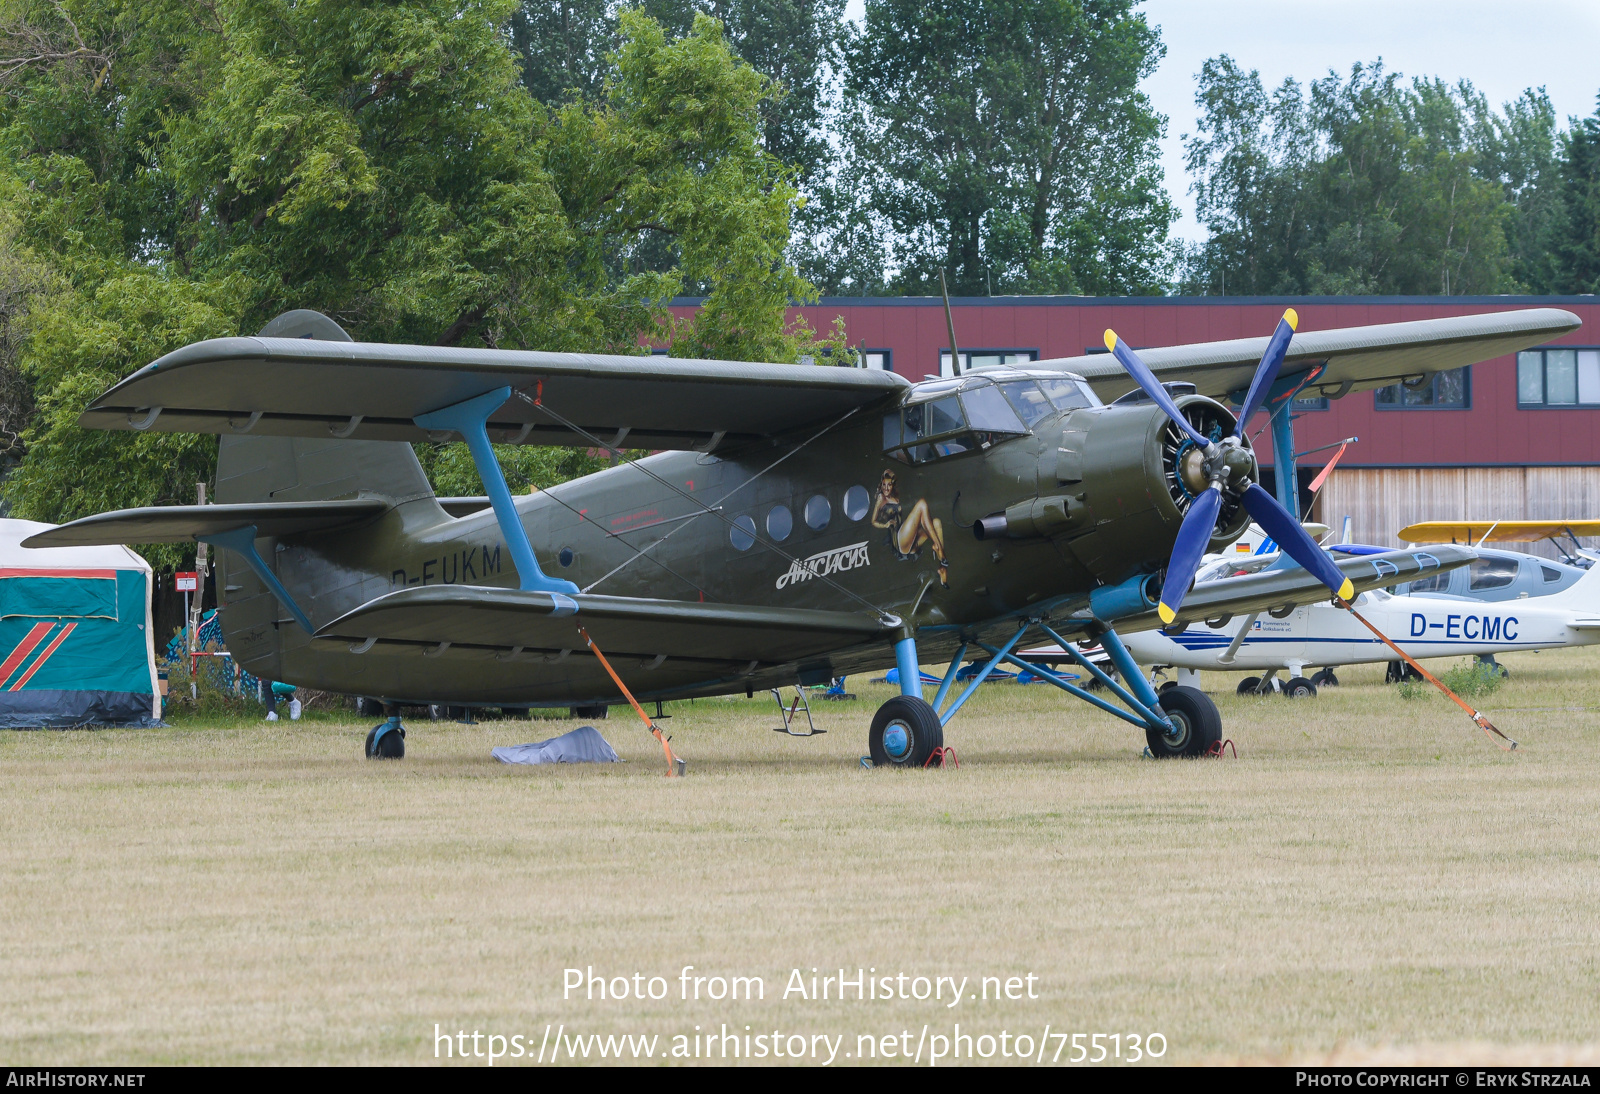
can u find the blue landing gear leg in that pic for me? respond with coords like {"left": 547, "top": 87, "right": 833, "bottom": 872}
{"left": 868, "top": 633, "right": 944, "bottom": 767}
{"left": 366, "top": 704, "right": 406, "bottom": 760}
{"left": 938, "top": 621, "right": 1222, "bottom": 759}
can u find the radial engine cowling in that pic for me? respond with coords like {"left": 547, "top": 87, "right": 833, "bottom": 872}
{"left": 1023, "top": 394, "right": 1255, "bottom": 587}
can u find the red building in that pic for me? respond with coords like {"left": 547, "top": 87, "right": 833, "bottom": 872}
{"left": 762, "top": 294, "right": 1600, "bottom": 551}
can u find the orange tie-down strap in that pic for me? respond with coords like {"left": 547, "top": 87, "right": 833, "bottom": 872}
{"left": 578, "top": 626, "right": 682, "bottom": 776}
{"left": 1340, "top": 602, "right": 1518, "bottom": 751}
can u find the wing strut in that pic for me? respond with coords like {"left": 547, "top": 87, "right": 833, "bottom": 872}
{"left": 200, "top": 525, "right": 314, "bottom": 632}
{"left": 414, "top": 386, "right": 580, "bottom": 600}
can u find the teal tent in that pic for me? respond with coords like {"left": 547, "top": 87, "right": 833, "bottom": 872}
{"left": 2, "top": 519, "right": 160, "bottom": 727}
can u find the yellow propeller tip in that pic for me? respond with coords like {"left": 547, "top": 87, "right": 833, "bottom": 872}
{"left": 1284, "top": 308, "right": 1299, "bottom": 330}
{"left": 1158, "top": 604, "right": 1176, "bottom": 625}
{"left": 1102, "top": 329, "right": 1118, "bottom": 351}
{"left": 1338, "top": 578, "right": 1354, "bottom": 601}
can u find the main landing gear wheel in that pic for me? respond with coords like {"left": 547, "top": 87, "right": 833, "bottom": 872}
{"left": 1235, "top": 677, "right": 1260, "bottom": 696}
{"left": 868, "top": 696, "right": 944, "bottom": 768}
{"left": 1310, "top": 669, "right": 1339, "bottom": 688}
{"left": 1282, "top": 676, "right": 1318, "bottom": 699}
{"left": 1145, "top": 686, "right": 1222, "bottom": 758}
{"left": 1386, "top": 660, "right": 1423, "bottom": 684}
{"left": 570, "top": 703, "right": 609, "bottom": 720}
{"left": 365, "top": 719, "right": 406, "bottom": 759}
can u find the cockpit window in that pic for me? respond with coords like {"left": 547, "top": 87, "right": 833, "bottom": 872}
{"left": 960, "top": 383, "right": 1026, "bottom": 434}
{"left": 1039, "top": 376, "right": 1096, "bottom": 411}
{"left": 904, "top": 396, "right": 964, "bottom": 441}
{"left": 999, "top": 380, "right": 1055, "bottom": 426}
{"left": 1407, "top": 570, "right": 1451, "bottom": 594}
{"left": 1468, "top": 557, "right": 1518, "bottom": 590}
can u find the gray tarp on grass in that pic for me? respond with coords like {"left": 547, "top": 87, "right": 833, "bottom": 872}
{"left": 492, "top": 725, "right": 620, "bottom": 765}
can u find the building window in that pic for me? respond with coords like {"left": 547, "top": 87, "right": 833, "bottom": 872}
{"left": 862, "top": 349, "right": 892, "bottom": 370}
{"left": 1517, "top": 348, "right": 1600, "bottom": 407}
{"left": 1374, "top": 367, "right": 1470, "bottom": 409}
{"left": 938, "top": 348, "right": 1037, "bottom": 378}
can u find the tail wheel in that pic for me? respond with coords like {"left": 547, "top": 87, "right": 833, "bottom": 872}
{"left": 1146, "top": 686, "right": 1222, "bottom": 758}
{"left": 1282, "top": 676, "right": 1317, "bottom": 699}
{"left": 868, "top": 696, "right": 944, "bottom": 768}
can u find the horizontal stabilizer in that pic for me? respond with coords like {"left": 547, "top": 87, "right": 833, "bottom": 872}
{"left": 21, "top": 500, "right": 389, "bottom": 547}
{"left": 1051, "top": 309, "right": 1580, "bottom": 404}
{"left": 1105, "top": 545, "right": 1478, "bottom": 636}
{"left": 316, "top": 585, "right": 898, "bottom": 665}
{"left": 78, "top": 333, "right": 910, "bottom": 450}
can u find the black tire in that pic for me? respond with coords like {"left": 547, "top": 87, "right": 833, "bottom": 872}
{"left": 354, "top": 696, "right": 381, "bottom": 718}
{"left": 1282, "top": 676, "right": 1317, "bottom": 699}
{"left": 1235, "top": 677, "right": 1261, "bottom": 696}
{"left": 1158, "top": 680, "right": 1178, "bottom": 693}
{"left": 868, "top": 695, "right": 944, "bottom": 768}
{"left": 428, "top": 703, "right": 447, "bottom": 721}
{"left": 1385, "top": 660, "right": 1422, "bottom": 684}
{"left": 364, "top": 722, "right": 405, "bottom": 759}
{"left": 1146, "top": 686, "right": 1222, "bottom": 758}
{"left": 1311, "top": 670, "right": 1339, "bottom": 688}
{"left": 571, "top": 703, "right": 609, "bottom": 720}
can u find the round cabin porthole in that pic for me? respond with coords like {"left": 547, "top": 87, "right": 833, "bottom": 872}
{"left": 767, "top": 504, "right": 793, "bottom": 542}
{"left": 730, "top": 515, "right": 757, "bottom": 551}
{"left": 843, "top": 484, "right": 871, "bottom": 521}
{"left": 558, "top": 547, "right": 575, "bottom": 567}
{"left": 804, "top": 494, "right": 831, "bottom": 530}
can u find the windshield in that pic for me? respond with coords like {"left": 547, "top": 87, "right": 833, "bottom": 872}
{"left": 1039, "top": 376, "right": 1096, "bottom": 411}
{"left": 960, "top": 382, "right": 1026, "bottom": 433}
{"left": 999, "top": 380, "right": 1055, "bottom": 426}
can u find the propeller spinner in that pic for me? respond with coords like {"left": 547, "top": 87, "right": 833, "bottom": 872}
{"left": 1103, "top": 310, "right": 1355, "bottom": 624}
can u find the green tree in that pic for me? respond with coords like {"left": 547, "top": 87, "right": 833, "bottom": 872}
{"left": 821, "top": 0, "right": 1174, "bottom": 296}
{"left": 1552, "top": 94, "right": 1600, "bottom": 293}
{"left": 0, "top": 0, "right": 820, "bottom": 557}
{"left": 1181, "top": 58, "right": 1532, "bottom": 296}
{"left": 513, "top": 0, "right": 842, "bottom": 187}
{"left": 511, "top": 0, "right": 613, "bottom": 105}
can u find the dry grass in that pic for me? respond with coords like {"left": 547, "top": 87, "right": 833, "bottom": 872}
{"left": 2, "top": 647, "right": 1599, "bottom": 1065}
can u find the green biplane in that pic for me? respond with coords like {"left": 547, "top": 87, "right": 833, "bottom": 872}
{"left": 26, "top": 306, "right": 1577, "bottom": 764}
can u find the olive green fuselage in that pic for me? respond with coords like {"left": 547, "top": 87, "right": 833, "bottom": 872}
{"left": 218, "top": 391, "right": 1246, "bottom": 706}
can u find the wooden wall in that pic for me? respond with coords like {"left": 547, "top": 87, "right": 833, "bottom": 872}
{"left": 1315, "top": 467, "right": 1600, "bottom": 559}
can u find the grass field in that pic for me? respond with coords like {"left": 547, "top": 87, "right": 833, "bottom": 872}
{"left": 3, "top": 647, "right": 1599, "bottom": 1066}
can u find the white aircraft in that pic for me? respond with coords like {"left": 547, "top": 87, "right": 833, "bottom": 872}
{"left": 1117, "top": 546, "right": 1600, "bottom": 698}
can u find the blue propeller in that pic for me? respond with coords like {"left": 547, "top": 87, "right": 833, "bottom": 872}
{"left": 1104, "top": 310, "right": 1354, "bottom": 624}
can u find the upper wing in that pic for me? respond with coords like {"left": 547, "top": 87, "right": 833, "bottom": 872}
{"left": 21, "top": 501, "right": 389, "bottom": 547}
{"left": 1399, "top": 520, "right": 1600, "bottom": 544}
{"left": 78, "top": 335, "right": 910, "bottom": 450}
{"left": 1044, "top": 309, "right": 1579, "bottom": 403}
{"left": 1070, "top": 545, "right": 1476, "bottom": 637}
{"left": 316, "top": 585, "right": 897, "bottom": 665}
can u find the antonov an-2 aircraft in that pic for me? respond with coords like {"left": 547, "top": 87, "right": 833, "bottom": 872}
{"left": 24, "top": 306, "right": 1577, "bottom": 765}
